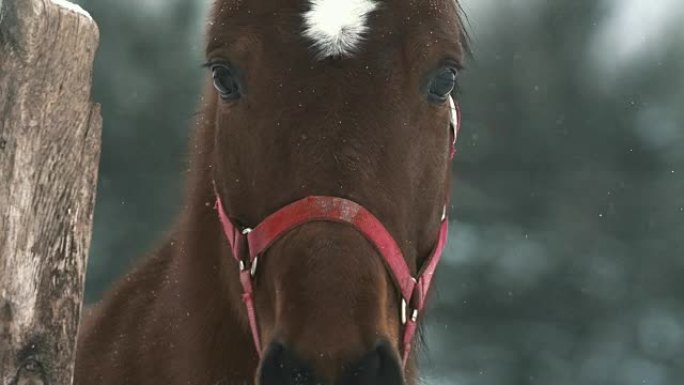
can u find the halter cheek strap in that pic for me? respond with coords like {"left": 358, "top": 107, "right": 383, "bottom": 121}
{"left": 215, "top": 97, "right": 461, "bottom": 367}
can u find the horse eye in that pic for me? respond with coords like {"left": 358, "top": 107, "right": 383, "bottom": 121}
{"left": 428, "top": 68, "right": 458, "bottom": 103}
{"left": 211, "top": 64, "right": 241, "bottom": 100}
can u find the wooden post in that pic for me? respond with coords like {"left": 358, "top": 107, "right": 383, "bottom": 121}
{"left": 0, "top": 0, "right": 100, "bottom": 384}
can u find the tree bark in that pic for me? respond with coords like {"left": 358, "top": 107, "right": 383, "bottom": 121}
{"left": 0, "top": 0, "right": 100, "bottom": 384}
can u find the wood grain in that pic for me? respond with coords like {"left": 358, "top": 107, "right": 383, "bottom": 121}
{"left": 0, "top": 0, "right": 100, "bottom": 384}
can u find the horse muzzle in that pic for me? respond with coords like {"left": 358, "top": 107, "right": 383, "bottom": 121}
{"left": 259, "top": 340, "right": 404, "bottom": 385}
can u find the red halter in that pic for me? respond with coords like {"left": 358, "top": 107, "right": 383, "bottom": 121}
{"left": 215, "top": 98, "right": 461, "bottom": 367}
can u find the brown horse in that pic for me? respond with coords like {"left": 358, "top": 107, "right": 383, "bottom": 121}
{"left": 74, "top": 0, "right": 468, "bottom": 384}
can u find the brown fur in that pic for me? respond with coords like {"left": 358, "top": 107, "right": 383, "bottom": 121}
{"left": 74, "top": 1, "right": 467, "bottom": 384}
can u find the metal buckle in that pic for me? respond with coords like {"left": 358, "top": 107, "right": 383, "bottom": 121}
{"left": 238, "top": 228, "right": 253, "bottom": 274}
{"left": 401, "top": 298, "right": 419, "bottom": 324}
{"left": 441, "top": 205, "right": 447, "bottom": 221}
{"left": 250, "top": 256, "right": 259, "bottom": 277}
{"left": 401, "top": 298, "right": 408, "bottom": 325}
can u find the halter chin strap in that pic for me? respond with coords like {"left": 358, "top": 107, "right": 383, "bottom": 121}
{"left": 214, "top": 97, "right": 460, "bottom": 367}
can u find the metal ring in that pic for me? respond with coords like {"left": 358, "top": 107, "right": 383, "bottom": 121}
{"left": 241, "top": 227, "right": 253, "bottom": 235}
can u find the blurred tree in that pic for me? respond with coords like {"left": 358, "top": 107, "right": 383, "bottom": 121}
{"left": 424, "top": 1, "right": 684, "bottom": 384}
{"left": 74, "top": 0, "right": 206, "bottom": 302}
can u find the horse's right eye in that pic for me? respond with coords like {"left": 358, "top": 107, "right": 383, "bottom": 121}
{"left": 211, "top": 64, "right": 241, "bottom": 100}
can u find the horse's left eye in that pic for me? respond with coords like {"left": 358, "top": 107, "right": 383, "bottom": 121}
{"left": 428, "top": 68, "right": 458, "bottom": 103}
{"left": 211, "top": 64, "right": 241, "bottom": 100}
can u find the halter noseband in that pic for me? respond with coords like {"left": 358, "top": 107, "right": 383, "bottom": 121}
{"left": 215, "top": 97, "right": 460, "bottom": 367}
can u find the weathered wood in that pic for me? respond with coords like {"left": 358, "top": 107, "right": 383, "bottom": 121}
{"left": 0, "top": 0, "right": 100, "bottom": 384}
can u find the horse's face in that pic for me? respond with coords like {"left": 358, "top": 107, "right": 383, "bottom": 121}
{"left": 206, "top": 0, "right": 465, "bottom": 383}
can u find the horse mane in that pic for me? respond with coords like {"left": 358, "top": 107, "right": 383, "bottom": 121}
{"left": 455, "top": 1, "right": 473, "bottom": 57}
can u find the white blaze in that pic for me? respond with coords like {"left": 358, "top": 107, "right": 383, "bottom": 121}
{"left": 302, "top": 0, "right": 379, "bottom": 59}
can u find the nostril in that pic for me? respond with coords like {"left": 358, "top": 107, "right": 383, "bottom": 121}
{"left": 338, "top": 341, "right": 403, "bottom": 385}
{"left": 260, "top": 342, "right": 320, "bottom": 385}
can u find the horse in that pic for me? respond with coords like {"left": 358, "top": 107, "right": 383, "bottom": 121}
{"left": 74, "top": 0, "right": 468, "bottom": 384}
